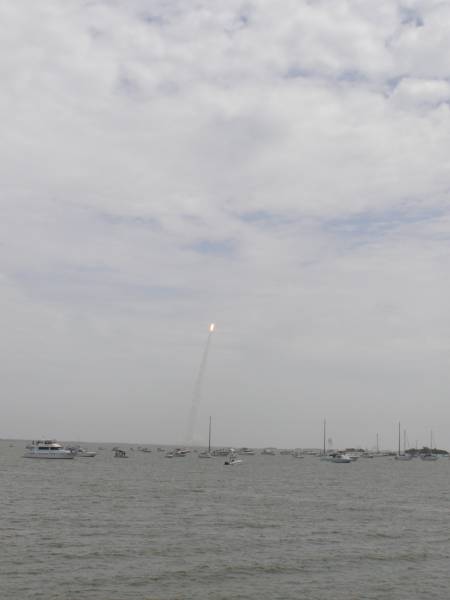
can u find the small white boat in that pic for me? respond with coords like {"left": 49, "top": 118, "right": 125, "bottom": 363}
{"left": 330, "top": 453, "right": 352, "bottom": 463}
{"left": 67, "top": 445, "right": 97, "bottom": 457}
{"left": 175, "top": 448, "right": 190, "bottom": 457}
{"left": 76, "top": 448, "right": 97, "bottom": 458}
{"left": 24, "top": 440, "right": 74, "bottom": 459}
{"left": 224, "top": 453, "right": 242, "bottom": 466}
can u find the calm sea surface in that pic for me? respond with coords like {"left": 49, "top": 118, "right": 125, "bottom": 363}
{"left": 2, "top": 441, "right": 450, "bottom": 599}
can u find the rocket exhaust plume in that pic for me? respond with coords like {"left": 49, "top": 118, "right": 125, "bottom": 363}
{"left": 186, "top": 323, "right": 215, "bottom": 444}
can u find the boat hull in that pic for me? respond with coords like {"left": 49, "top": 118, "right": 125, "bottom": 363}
{"left": 24, "top": 452, "right": 74, "bottom": 459}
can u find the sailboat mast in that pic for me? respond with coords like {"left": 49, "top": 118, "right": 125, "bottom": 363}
{"left": 323, "top": 419, "right": 326, "bottom": 456}
{"left": 208, "top": 416, "right": 211, "bottom": 453}
{"left": 398, "top": 421, "right": 401, "bottom": 456}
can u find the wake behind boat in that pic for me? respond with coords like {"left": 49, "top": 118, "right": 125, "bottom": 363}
{"left": 24, "top": 440, "right": 74, "bottom": 459}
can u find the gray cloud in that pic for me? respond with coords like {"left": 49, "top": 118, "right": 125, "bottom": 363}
{"left": 1, "top": 0, "right": 450, "bottom": 448}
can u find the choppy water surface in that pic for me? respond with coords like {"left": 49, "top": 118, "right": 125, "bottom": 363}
{"left": 2, "top": 442, "right": 450, "bottom": 599}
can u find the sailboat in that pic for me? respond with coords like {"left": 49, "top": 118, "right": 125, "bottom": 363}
{"left": 394, "top": 422, "right": 412, "bottom": 461}
{"left": 319, "top": 419, "right": 334, "bottom": 461}
{"left": 198, "top": 416, "right": 213, "bottom": 458}
{"left": 421, "top": 430, "right": 438, "bottom": 461}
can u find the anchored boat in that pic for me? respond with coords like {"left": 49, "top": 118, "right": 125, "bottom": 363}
{"left": 24, "top": 440, "right": 74, "bottom": 459}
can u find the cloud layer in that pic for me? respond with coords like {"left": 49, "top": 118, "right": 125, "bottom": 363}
{"left": 1, "top": 0, "right": 450, "bottom": 447}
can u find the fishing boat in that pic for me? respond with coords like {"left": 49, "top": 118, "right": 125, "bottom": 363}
{"left": 24, "top": 440, "right": 75, "bottom": 459}
{"left": 199, "top": 416, "right": 213, "bottom": 458}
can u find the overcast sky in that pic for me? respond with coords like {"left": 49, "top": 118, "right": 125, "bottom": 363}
{"left": 1, "top": 0, "right": 450, "bottom": 448}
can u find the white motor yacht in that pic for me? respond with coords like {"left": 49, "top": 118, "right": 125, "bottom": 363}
{"left": 24, "top": 440, "right": 74, "bottom": 459}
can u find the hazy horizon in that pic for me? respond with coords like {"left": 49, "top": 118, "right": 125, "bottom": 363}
{"left": 2, "top": 1, "right": 450, "bottom": 449}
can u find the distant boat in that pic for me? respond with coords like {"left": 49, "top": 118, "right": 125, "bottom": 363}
{"left": 24, "top": 440, "right": 74, "bottom": 459}
{"left": 75, "top": 447, "right": 96, "bottom": 458}
{"left": 224, "top": 452, "right": 242, "bottom": 466}
{"left": 238, "top": 447, "right": 255, "bottom": 455}
{"left": 67, "top": 445, "right": 97, "bottom": 458}
{"left": 319, "top": 419, "right": 335, "bottom": 461}
{"left": 420, "top": 453, "right": 438, "bottom": 461}
{"left": 261, "top": 448, "right": 277, "bottom": 455}
{"left": 199, "top": 417, "right": 213, "bottom": 459}
{"left": 114, "top": 448, "right": 128, "bottom": 458}
{"left": 330, "top": 453, "right": 352, "bottom": 463}
{"left": 420, "top": 430, "right": 438, "bottom": 461}
{"left": 394, "top": 422, "right": 413, "bottom": 461}
{"left": 175, "top": 448, "right": 190, "bottom": 457}
{"left": 212, "top": 448, "right": 231, "bottom": 456}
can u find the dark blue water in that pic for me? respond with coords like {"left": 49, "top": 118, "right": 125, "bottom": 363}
{"left": 2, "top": 442, "right": 450, "bottom": 599}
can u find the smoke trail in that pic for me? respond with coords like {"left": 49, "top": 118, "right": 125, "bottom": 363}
{"left": 186, "top": 325, "right": 214, "bottom": 444}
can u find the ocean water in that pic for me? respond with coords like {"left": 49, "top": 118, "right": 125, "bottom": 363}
{"left": 2, "top": 442, "right": 450, "bottom": 599}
